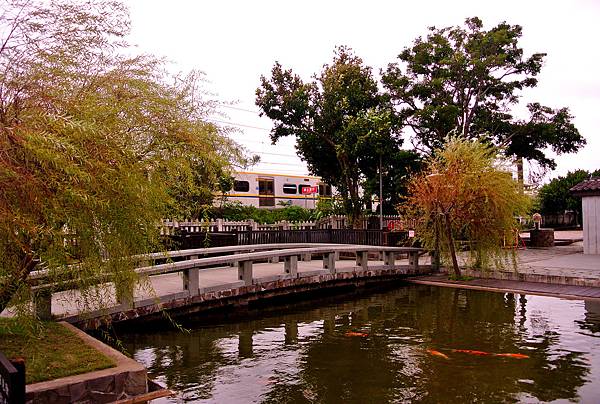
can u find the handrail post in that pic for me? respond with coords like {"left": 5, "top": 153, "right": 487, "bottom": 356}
{"left": 183, "top": 255, "right": 200, "bottom": 296}
{"left": 33, "top": 289, "right": 52, "bottom": 320}
{"left": 323, "top": 252, "right": 336, "bottom": 274}
{"left": 356, "top": 250, "right": 368, "bottom": 269}
{"left": 409, "top": 251, "right": 419, "bottom": 273}
{"left": 384, "top": 251, "right": 396, "bottom": 269}
{"left": 238, "top": 260, "right": 253, "bottom": 286}
{"left": 284, "top": 255, "right": 298, "bottom": 277}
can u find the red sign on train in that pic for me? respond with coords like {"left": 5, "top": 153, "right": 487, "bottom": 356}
{"left": 301, "top": 186, "right": 318, "bottom": 195}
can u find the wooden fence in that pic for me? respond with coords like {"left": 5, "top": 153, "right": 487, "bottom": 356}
{"left": 160, "top": 215, "right": 416, "bottom": 235}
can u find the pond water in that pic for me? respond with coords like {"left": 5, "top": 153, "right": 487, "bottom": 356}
{"left": 121, "top": 285, "right": 600, "bottom": 403}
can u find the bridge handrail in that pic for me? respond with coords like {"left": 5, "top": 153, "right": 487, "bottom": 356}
{"left": 136, "top": 243, "right": 343, "bottom": 261}
{"left": 138, "top": 245, "right": 422, "bottom": 276}
{"left": 29, "top": 245, "right": 424, "bottom": 287}
{"left": 27, "top": 243, "right": 343, "bottom": 281}
{"left": 28, "top": 244, "right": 428, "bottom": 320}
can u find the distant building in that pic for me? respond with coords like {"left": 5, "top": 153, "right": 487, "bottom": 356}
{"left": 570, "top": 177, "right": 600, "bottom": 255}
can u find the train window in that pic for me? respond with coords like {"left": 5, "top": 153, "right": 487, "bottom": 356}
{"left": 319, "top": 184, "right": 332, "bottom": 196}
{"left": 233, "top": 180, "right": 250, "bottom": 192}
{"left": 283, "top": 184, "right": 297, "bottom": 194}
{"left": 298, "top": 184, "right": 310, "bottom": 194}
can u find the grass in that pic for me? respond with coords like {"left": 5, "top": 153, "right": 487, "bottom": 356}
{"left": 0, "top": 319, "right": 115, "bottom": 384}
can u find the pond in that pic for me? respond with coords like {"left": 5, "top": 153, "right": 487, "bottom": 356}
{"left": 121, "top": 285, "right": 600, "bottom": 403}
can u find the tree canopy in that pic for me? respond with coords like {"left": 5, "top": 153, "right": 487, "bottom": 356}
{"left": 404, "top": 137, "right": 529, "bottom": 277}
{"left": 256, "top": 47, "right": 403, "bottom": 226}
{"left": 536, "top": 169, "right": 600, "bottom": 218}
{"left": 0, "top": 0, "right": 244, "bottom": 314}
{"left": 382, "top": 17, "right": 585, "bottom": 176}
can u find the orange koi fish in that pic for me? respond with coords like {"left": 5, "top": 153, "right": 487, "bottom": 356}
{"left": 427, "top": 349, "right": 449, "bottom": 359}
{"left": 494, "top": 353, "right": 530, "bottom": 359}
{"left": 345, "top": 331, "right": 369, "bottom": 337}
{"left": 452, "top": 349, "right": 492, "bottom": 356}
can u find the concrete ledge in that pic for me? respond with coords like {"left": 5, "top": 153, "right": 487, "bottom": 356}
{"left": 200, "top": 281, "right": 246, "bottom": 293}
{"left": 26, "top": 322, "right": 147, "bottom": 403}
{"left": 461, "top": 268, "right": 600, "bottom": 287}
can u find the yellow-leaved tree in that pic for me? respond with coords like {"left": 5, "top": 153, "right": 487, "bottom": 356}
{"left": 404, "top": 137, "right": 529, "bottom": 277}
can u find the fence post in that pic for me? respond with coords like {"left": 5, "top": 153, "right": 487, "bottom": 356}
{"left": 216, "top": 218, "right": 223, "bottom": 232}
{"left": 284, "top": 255, "right": 298, "bottom": 277}
{"left": 0, "top": 353, "right": 25, "bottom": 404}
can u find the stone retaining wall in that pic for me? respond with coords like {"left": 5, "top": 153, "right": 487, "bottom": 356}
{"left": 26, "top": 323, "right": 147, "bottom": 403}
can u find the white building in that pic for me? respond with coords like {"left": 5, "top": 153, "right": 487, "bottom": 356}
{"left": 571, "top": 177, "right": 600, "bottom": 255}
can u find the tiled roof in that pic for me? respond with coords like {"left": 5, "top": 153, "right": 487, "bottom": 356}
{"left": 570, "top": 177, "right": 600, "bottom": 196}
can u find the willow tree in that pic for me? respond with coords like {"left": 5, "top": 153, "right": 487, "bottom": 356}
{"left": 0, "top": 0, "right": 244, "bottom": 315}
{"left": 404, "top": 137, "right": 528, "bottom": 277}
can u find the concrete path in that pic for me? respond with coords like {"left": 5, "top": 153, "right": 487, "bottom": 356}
{"left": 512, "top": 242, "right": 600, "bottom": 279}
{"left": 410, "top": 274, "right": 600, "bottom": 301}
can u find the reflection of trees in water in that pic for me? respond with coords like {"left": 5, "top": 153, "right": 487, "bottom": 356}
{"left": 122, "top": 285, "right": 592, "bottom": 403}
{"left": 125, "top": 329, "right": 237, "bottom": 401}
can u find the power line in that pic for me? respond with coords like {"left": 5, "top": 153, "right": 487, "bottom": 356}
{"left": 249, "top": 150, "right": 300, "bottom": 158}
{"left": 217, "top": 104, "right": 260, "bottom": 114}
{"left": 258, "top": 161, "right": 304, "bottom": 167}
{"left": 207, "top": 118, "right": 271, "bottom": 132}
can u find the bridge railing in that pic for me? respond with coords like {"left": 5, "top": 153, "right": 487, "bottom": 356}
{"left": 28, "top": 244, "right": 427, "bottom": 320}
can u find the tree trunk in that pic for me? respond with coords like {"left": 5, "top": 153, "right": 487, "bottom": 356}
{"left": 444, "top": 213, "right": 461, "bottom": 278}
{"left": 0, "top": 252, "right": 37, "bottom": 314}
{"left": 516, "top": 157, "right": 524, "bottom": 193}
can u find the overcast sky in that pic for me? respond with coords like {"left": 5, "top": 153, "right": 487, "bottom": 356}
{"left": 128, "top": 0, "right": 600, "bottom": 182}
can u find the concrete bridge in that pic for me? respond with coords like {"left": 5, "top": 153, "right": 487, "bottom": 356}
{"left": 27, "top": 244, "right": 432, "bottom": 329}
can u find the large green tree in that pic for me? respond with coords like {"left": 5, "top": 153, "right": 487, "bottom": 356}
{"left": 256, "top": 47, "right": 402, "bottom": 226}
{"left": 0, "top": 0, "right": 243, "bottom": 314}
{"left": 537, "top": 169, "right": 600, "bottom": 221}
{"left": 382, "top": 17, "right": 585, "bottom": 182}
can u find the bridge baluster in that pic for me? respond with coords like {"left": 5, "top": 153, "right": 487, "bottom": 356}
{"left": 33, "top": 289, "right": 52, "bottom": 320}
{"left": 238, "top": 261, "right": 253, "bottom": 286}
{"left": 322, "top": 252, "right": 336, "bottom": 274}
{"left": 284, "top": 255, "right": 298, "bottom": 277}
{"left": 183, "top": 255, "right": 200, "bottom": 296}
{"left": 384, "top": 251, "right": 396, "bottom": 268}
{"left": 409, "top": 252, "right": 419, "bottom": 272}
{"left": 356, "top": 251, "right": 368, "bottom": 269}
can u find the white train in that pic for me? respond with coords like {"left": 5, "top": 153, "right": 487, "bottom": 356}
{"left": 223, "top": 171, "right": 332, "bottom": 209}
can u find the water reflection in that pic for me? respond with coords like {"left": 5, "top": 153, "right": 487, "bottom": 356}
{"left": 122, "top": 286, "right": 600, "bottom": 403}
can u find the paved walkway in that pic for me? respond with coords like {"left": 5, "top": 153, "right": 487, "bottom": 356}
{"left": 512, "top": 242, "right": 599, "bottom": 278}
{"left": 410, "top": 275, "right": 600, "bottom": 300}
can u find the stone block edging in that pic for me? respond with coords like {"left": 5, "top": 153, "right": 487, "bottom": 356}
{"left": 459, "top": 268, "right": 600, "bottom": 288}
{"left": 25, "top": 322, "right": 147, "bottom": 403}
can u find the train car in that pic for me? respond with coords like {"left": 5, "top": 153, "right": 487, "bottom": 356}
{"left": 224, "top": 171, "right": 332, "bottom": 209}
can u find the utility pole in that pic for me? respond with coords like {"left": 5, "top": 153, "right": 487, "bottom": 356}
{"left": 379, "top": 154, "right": 383, "bottom": 230}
